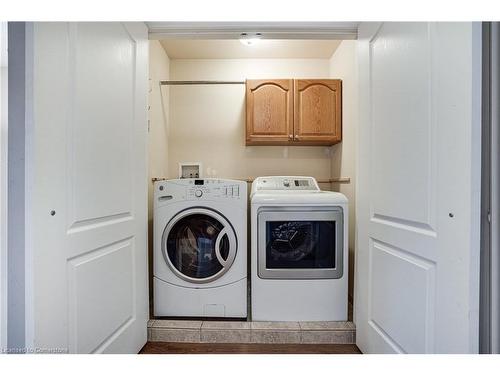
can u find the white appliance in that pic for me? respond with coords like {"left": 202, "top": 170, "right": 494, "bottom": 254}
{"left": 154, "top": 178, "right": 247, "bottom": 318}
{"left": 250, "top": 176, "right": 348, "bottom": 321}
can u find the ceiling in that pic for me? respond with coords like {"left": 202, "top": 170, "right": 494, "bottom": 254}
{"left": 160, "top": 39, "right": 342, "bottom": 59}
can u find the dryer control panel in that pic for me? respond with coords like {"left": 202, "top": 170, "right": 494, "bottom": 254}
{"left": 251, "top": 176, "right": 320, "bottom": 194}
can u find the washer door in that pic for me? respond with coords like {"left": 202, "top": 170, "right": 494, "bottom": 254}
{"left": 162, "top": 208, "right": 238, "bottom": 283}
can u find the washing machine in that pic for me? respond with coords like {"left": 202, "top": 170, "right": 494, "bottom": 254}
{"left": 251, "top": 176, "right": 348, "bottom": 321}
{"left": 154, "top": 178, "right": 247, "bottom": 318}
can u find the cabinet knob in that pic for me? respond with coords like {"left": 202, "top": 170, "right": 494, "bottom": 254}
{"left": 294, "top": 135, "right": 299, "bottom": 141}
{"left": 289, "top": 134, "right": 293, "bottom": 140}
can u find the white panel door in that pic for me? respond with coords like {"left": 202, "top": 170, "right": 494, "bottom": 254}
{"left": 355, "top": 22, "right": 481, "bottom": 353}
{"left": 25, "top": 22, "right": 148, "bottom": 353}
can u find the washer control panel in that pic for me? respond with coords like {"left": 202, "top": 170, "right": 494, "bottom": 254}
{"left": 186, "top": 179, "right": 242, "bottom": 199}
{"left": 155, "top": 178, "right": 246, "bottom": 203}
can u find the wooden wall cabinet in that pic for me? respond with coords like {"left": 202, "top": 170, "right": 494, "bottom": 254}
{"left": 246, "top": 79, "right": 342, "bottom": 146}
{"left": 245, "top": 79, "right": 293, "bottom": 145}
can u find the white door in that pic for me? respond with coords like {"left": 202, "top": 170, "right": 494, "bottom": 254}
{"left": 355, "top": 22, "right": 481, "bottom": 353}
{"left": 24, "top": 22, "right": 149, "bottom": 353}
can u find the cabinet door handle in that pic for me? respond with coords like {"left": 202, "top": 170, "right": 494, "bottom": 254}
{"left": 289, "top": 134, "right": 293, "bottom": 140}
{"left": 294, "top": 135, "right": 299, "bottom": 141}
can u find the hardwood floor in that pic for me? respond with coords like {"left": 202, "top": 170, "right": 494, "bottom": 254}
{"left": 139, "top": 342, "right": 362, "bottom": 354}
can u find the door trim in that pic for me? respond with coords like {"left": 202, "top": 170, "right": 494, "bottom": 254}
{"left": 489, "top": 21, "right": 500, "bottom": 355}
{"left": 0, "top": 21, "right": 8, "bottom": 351}
{"left": 480, "top": 21, "right": 500, "bottom": 354}
{"left": 6, "top": 21, "right": 30, "bottom": 352}
{"left": 147, "top": 22, "right": 359, "bottom": 40}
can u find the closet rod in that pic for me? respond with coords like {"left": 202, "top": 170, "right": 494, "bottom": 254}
{"left": 160, "top": 80, "right": 245, "bottom": 85}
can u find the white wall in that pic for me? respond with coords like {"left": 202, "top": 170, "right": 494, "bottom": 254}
{"left": 148, "top": 40, "right": 169, "bottom": 304}
{"left": 329, "top": 40, "right": 358, "bottom": 299}
{"left": 167, "top": 59, "right": 334, "bottom": 188}
{"left": 148, "top": 40, "right": 169, "bottom": 218}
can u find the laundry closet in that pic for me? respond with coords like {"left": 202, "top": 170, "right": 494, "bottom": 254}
{"left": 5, "top": 22, "right": 482, "bottom": 354}
{"left": 146, "top": 36, "right": 358, "bottom": 342}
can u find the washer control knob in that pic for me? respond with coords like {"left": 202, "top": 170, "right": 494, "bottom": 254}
{"left": 195, "top": 190, "right": 203, "bottom": 198}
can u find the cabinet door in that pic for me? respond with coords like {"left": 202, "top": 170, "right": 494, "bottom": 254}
{"left": 246, "top": 79, "right": 293, "bottom": 145}
{"left": 294, "top": 79, "right": 342, "bottom": 145}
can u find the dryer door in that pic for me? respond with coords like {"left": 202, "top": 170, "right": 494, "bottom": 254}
{"left": 257, "top": 207, "right": 343, "bottom": 279}
{"left": 162, "top": 208, "right": 238, "bottom": 283}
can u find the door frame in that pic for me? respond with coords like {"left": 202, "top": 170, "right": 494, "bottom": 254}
{"left": 480, "top": 22, "right": 500, "bottom": 354}
{"left": 489, "top": 21, "right": 500, "bottom": 355}
{"left": 471, "top": 21, "right": 484, "bottom": 354}
{"left": 147, "top": 22, "right": 358, "bottom": 40}
{"left": 0, "top": 21, "right": 8, "bottom": 351}
{"left": 4, "top": 21, "right": 30, "bottom": 352}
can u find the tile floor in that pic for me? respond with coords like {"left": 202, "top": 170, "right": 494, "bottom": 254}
{"left": 148, "top": 319, "right": 356, "bottom": 344}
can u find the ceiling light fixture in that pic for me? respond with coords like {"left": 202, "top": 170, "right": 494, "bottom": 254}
{"left": 239, "top": 32, "right": 262, "bottom": 46}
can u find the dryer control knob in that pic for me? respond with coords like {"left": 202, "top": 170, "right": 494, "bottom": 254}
{"left": 195, "top": 189, "right": 203, "bottom": 198}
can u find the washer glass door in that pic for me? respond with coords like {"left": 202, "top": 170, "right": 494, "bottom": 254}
{"left": 162, "top": 208, "right": 237, "bottom": 283}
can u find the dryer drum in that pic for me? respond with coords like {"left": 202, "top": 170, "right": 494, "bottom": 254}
{"left": 269, "top": 222, "right": 315, "bottom": 261}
